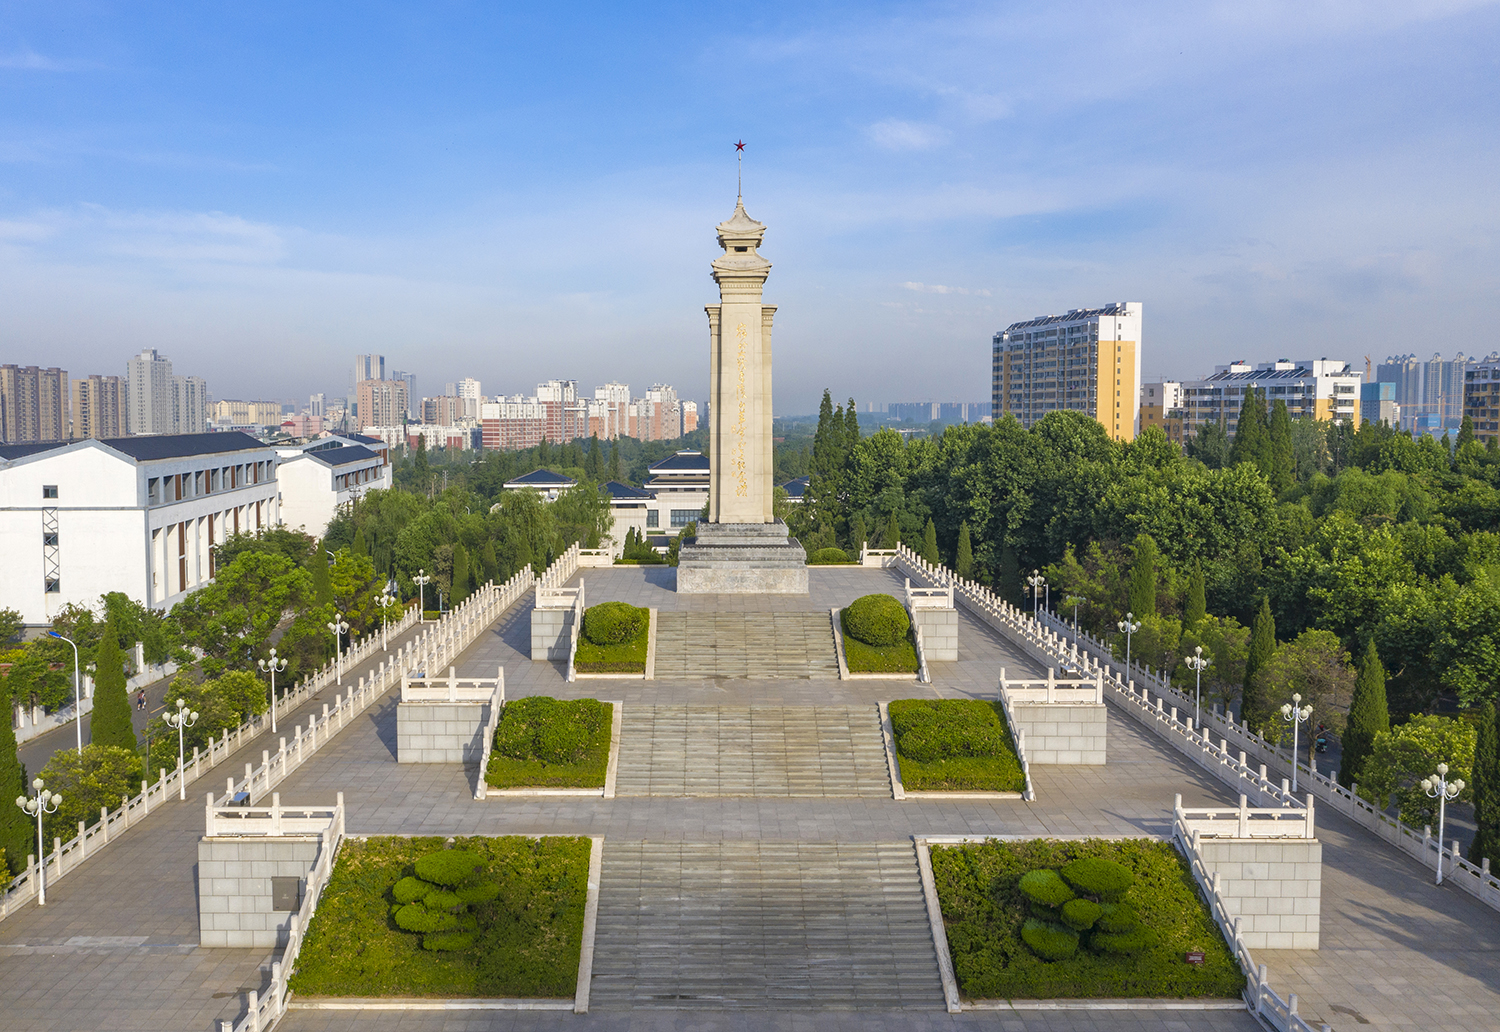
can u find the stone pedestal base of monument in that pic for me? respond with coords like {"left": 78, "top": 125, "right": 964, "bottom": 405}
{"left": 676, "top": 521, "right": 809, "bottom": 594}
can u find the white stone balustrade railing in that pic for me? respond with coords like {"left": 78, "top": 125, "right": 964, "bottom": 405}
{"left": 473, "top": 675, "right": 509, "bottom": 801}
{"left": 218, "top": 795, "right": 346, "bottom": 1032}
{"left": 992, "top": 686, "right": 1035, "bottom": 801}
{"left": 0, "top": 565, "right": 536, "bottom": 923}
{"left": 859, "top": 544, "right": 898, "bottom": 567}
{"left": 566, "top": 587, "right": 585, "bottom": 684}
{"left": 205, "top": 792, "right": 344, "bottom": 839}
{"left": 1176, "top": 795, "right": 1316, "bottom": 840}
{"left": 402, "top": 666, "right": 505, "bottom": 703}
{"left": 998, "top": 667, "right": 1104, "bottom": 704}
{"left": 536, "top": 542, "right": 582, "bottom": 595}
{"left": 578, "top": 547, "right": 613, "bottom": 568}
{"left": 907, "top": 583, "right": 953, "bottom": 610}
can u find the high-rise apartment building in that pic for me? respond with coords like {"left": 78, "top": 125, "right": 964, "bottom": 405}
{"left": 1377, "top": 353, "right": 1470, "bottom": 431}
{"left": 588, "top": 382, "right": 631, "bottom": 440}
{"left": 210, "top": 400, "right": 284, "bottom": 426}
{"left": 171, "top": 375, "right": 209, "bottom": 434}
{"left": 1463, "top": 355, "right": 1500, "bottom": 445}
{"left": 640, "top": 384, "right": 683, "bottom": 441}
{"left": 71, "top": 375, "right": 125, "bottom": 439}
{"left": 682, "top": 400, "right": 699, "bottom": 434}
{"left": 456, "top": 378, "right": 481, "bottom": 402}
{"left": 992, "top": 302, "right": 1143, "bottom": 441}
{"left": 355, "top": 378, "right": 408, "bottom": 429}
{"left": 308, "top": 393, "right": 326, "bottom": 417}
{"left": 481, "top": 397, "right": 547, "bottom": 450}
{"left": 1162, "top": 360, "right": 1361, "bottom": 437}
{"left": 422, "top": 395, "right": 477, "bottom": 425}
{"left": 1361, "top": 382, "right": 1400, "bottom": 427}
{"left": 0, "top": 365, "right": 69, "bottom": 443}
{"left": 535, "top": 379, "right": 587, "bottom": 442}
{"left": 391, "top": 370, "right": 417, "bottom": 417}
{"left": 350, "top": 354, "right": 386, "bottom": 420}
{"left": 126, "top": 349, "right": 174, "bottom": 435}
{"left": 1138, "top": 381, "right": 1186, "bottom": 444}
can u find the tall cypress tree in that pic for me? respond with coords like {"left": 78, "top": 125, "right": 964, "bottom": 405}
{"left": 997, "top": 542, "right": 1023, "bottom": 605}
{"left": 921, "top": 518, "right": 940, "bottom": 565}
{"left": 1128, "top": 534, "right": 1159, "bottom": 618}
{"left": 1183, "top": 561, "right": 1206, "bottom": 629}
{"left": 843, "top": 398, "right": 861, "bottom": 453}
{"left": 884, "top": 510, "right": 901, "bottom": 549}
{"left": 89, "top": 620, "right": 137, "bottom": 754}
{"left": 1340, "top": 639, "right": 1390, "bottom": 789}
{"left": 585, "top": 435, "right": 603, "bottom": 480}
{"left": 956, "top": 522, "right": 974, "bottom": 580}
{"left": 311, "top": 545, "right": 334, "bottom": 606}
{"left": 850, "top": 513, "right": 868, "bottom": 556}
{"left": 1268, "top": 399, "right": 1295, "bottom": 493}
{"left": 352, "top": 526, "right": 369, "bottom": 557}
{"left": 1459, "top": 415, "right": 1476, "bottom": 451}
{"left": 1470, "top": 702, "right": 1500, "bottom": 866}
{"left": 609, "top": 440, "right": 622, "bottom": 482}
{"left": 451, "top": 543, "right": 471, "bottom": 602}
{"left": 0, "top": 676, "right": 32, "bottom": 875}
{"left": 1229, "top": 387, "right": 1268, "bottom": 470}
{"left": 1240, "top": 599, "right": 1276, "bottom": 727}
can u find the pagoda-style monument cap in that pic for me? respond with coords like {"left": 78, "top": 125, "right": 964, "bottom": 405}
{"left": 712, "top": 197, "right": 771, "bottom": 285}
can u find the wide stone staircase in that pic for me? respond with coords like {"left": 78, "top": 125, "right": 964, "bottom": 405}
{"left": 588, "top": 841, "right": 942, "bottom": 1010}
{"left": 613, "top": 704, "right": 892, "bottom": 797}
{"left": 652, "top": 611, "right": 839, "bottom": 679}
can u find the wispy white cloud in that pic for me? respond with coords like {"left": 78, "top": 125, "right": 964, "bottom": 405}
{"left": 0, "top": 49, "right": 84, "bottom": 71}
{"left": 903, "top": 281, "right": 991, "bottom": 297}
{"left": 865, "top": 119, "right": 948, "bottom": 151}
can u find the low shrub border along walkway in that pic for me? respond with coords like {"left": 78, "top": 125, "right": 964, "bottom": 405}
{"left": 923, "top": 838, "right": 1243, "bottom": 1004}
{"left": 485, "top": 697, "right": 618, "bottom": 793}
{"left": 575, "top": 602, "right": 651, "bottom": 676}
{"left": 289, "top": 835, "right": 594, "bottom": 1002}
{"left": 884, "top": 699, "right": 1026, "bottom": 796}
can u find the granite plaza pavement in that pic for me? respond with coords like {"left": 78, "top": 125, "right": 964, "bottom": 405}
{"left": 1, "top": 568, "right": 1498, "bottom": 1031}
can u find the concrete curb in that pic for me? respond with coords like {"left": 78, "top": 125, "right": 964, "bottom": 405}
{"left": 603, "top": 701, "right": 622, "bottom": 800}
{"left": 830, "top": 607, "right": 921, "bottom": 680}
{"left": 878, "top": 701, "right": 905, "bottom": 800}
{"left": 574, "top": 835, "right": 605, "bottom": 1013}
{"left": 904, "top": 790, "right": 1026, "bottom": 800}
{"left": 482, "top": 787, "right": 603, "bottom": 797}
{"left": 965, "top": 999, "right": 1246, "bottom": 1011}
{"left": 645, "top": 607, "right": 657, "bottom": 679}
{"left": 913, "top": 836, "right": 962, "bottom": 1013}
{"left": 289, "top": 998, "right": 572, "bottom": 1011}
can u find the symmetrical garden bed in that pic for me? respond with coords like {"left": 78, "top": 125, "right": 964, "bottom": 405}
{"left": 930, "top": 838, "right": 1243, "bottom": 1000}
{"left": 574, "top": 601, "right": 650, "bottom": 673}
{"left": 889, "top": 699, "right": 1025, "bottom": 793}
{"left": 289, "top": 835, "right": 592, "bottom": 998}
{"left": 839, "top": 593, "right": 918, "bottom": 673}
{"left": 485, "top": 696, "right": 613, "bottom": 789}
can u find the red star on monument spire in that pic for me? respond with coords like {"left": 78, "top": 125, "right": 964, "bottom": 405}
{"left": 735, "top": 140, "right": 745, "bottom": 151}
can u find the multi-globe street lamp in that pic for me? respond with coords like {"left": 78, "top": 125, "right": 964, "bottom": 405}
{"left": 327, "top": 613, "right": 350, "bottom": 685}
{"left": 1185, "top": 646, "right": 1212, "bottom": 726}
{"left": 15, "top": 778, "right": 61, "bottom": 904}
{"left": 1026, "top": 570, "right": 1046, "bottom": 619}
{"left": 258, "top": 648, "right": 288, "bottom": 734}
{"left": 163, "top": 698, "right": 199, "bottom": 800}
{"left": 45, "top": 630, "right": 82, "bottom": 754}
{"left": 1280, "top": 693, "right": 1314, "bottom": 792}
{"left": 376, "top": 588, "right": 398, "bottom": 651}
{"left": 1117, "top": 613, "right": 1142, "bottom": 673}
{"left": 1421, "top": 763, "right": 1465, "bottom": 885}
{"left": 413, "top": 570, "right": 432, "bottom": 622}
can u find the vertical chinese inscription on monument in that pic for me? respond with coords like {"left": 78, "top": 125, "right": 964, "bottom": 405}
{"left": 732, "top": 322, "right": 749, "bottom": 497}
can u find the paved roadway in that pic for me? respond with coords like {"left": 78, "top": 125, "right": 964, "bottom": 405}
{"left": 1, "top": 568, "right": 1497, "bottom": 1031}
{"left": 17, "top": 665, "right": 181, "bottom": 780}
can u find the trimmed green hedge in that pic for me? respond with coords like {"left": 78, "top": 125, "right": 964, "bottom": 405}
{"left": 288, "top": 835, "right": 591, "bottom": 998}
{"left": 888, "top": 699, "right": 1024, "bottom": 792}
{"left": 575, "top": 605, "right": 649, "bottom": 673}
{"left": 839, "top": 605, "right": 918, "bottom": 673}
{"left": 582, "top": 601, "right": 645, "bottom": 645}
{"left": 930, "top": 838, "right": 1243, "bottom": 1000}
{"left": 486, "top": 697, "right": 612, "bottom": 788}
{"left": 843, "top": 593, "right": 910, "bottom": 645}
{"left": 807, "top": 547, "right": 852, "bottom": 565}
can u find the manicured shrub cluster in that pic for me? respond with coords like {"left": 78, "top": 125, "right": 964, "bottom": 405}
{"left": 494, "top": 696, "right": 607, "bottom": 765}
{"left": 582, "top": 601, "right": 646, "bottom": 645}
{"left": 929, "top": 838, "right": 1243, "bottom": 1000}
{"left": 807, "top": 547, "right": 851, "bottom": 565}
{"left": 842, "top": 593, "right": 910, "bottom": 645}
{"left": 887, "top": 699, "right": 1025, "bottom": 792}
{"left": 289, "top": 835, "right": 592, "bottom": 998}
{"left": 388, "top": 848, "right": 499, "bottom": 952}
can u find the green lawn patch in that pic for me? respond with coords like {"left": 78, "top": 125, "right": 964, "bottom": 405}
{"left": 840, "top": 607, "right": 918, "bottom": 673}
{"left": 931, "top": 838, "right": 1243, "bottom": 1000}
{"left": 574, "top": 605, "right": 649, "bottom": 673}
{"left": 288, "top": 835, "right": 591, "bottom": 998}
{"left": 486, "top": 697, "right": 612, "bottom": 789}
{"left": 889, "top": 699, "right": 1025, "bottom": 792}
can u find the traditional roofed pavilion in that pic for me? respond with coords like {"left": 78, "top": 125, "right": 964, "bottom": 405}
{"left": 503, "top": 467, "right": 577, "bottom": 501}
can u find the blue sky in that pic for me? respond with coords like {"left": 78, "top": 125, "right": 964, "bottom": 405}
{"left": 1, "top": 1, "right": 1497, "bottom": 414}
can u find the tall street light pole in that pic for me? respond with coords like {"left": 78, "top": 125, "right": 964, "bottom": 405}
{"left": 1421, "top": 763, "right": 1465, "bottom": 885}
{"left": 1026, "top": 570, "right": 1045, "bottom": 619}
{"left": 258, "top": 648, "right": 287, "bottom": 734}
{"left": 15, "top": 778, "right": 61, "bottom": 904}
{"left": 413, "top": 570, "right": 432, "bottom": 622}
{"left": 327, "top": 613, "right": 350, "bottom": 685}
{"left": 163, "top": 698, "right": 199, "bottom": 801}
{"left": 1280, "top": 693, "right": 1313, "bottom": 793}
{"left": 377, "top": 589, "right": 397, "bottom": 651}
{"left": 46, "top": 631, "right": 82, "bottom": 754}
{"left": 1185, "top": 645, "right": 1212, "bottom": 726}
{"left": 1117, "top": 613, "right": 1141, "bottom": 673}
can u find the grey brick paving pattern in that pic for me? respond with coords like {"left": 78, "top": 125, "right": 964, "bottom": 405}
{"left": 7, "top": 567, "right": 1500, "bottom": 1030}
{"left": 651, "top": 612, "right": 839, "bottom": 680}
{"left": 589, "top": 841, "right": 939, "bottom": 1009}
{"left": 613, "top": 705, "right": 890, "bottom": 798}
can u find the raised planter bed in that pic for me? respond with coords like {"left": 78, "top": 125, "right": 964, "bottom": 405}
{"left": 485, "top": 697, "right": 615, "bottom": 792}
{"left": 574, "top": 604, "right": 650, "bottom": 676}
{"left": 886, "top": 699, "right": 1025, "bottom": 796}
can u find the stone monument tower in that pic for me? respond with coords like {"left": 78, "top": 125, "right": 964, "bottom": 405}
{"left": 676, "top": 191, "right": 808, "bottom": 594}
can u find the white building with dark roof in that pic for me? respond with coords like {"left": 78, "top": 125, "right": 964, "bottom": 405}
{"left": 0, "top": 432, "right": 280, "bottom": 627}
{"left": 642, "top": 451, "right": 709, "bottom": 536}
{"left": 275, "top": 437, "right": 392, "bottom": 537}
{"left": 503, "top": 468, "right": 577, "bottom": 502}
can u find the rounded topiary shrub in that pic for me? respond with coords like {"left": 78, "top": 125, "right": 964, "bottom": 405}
{"left": 536, "top": 721, "right": 591, "bottom": 765}
{"left": 583, "top": 601, "right": 646, "bottom": 645}
{"left": 1060, "top": 897, "right": 1103, "bottom": 931}
{"left": 809, "top": 547, "right": 850, "bottom": 565}
{"left": 842, "top": 593, "right": 910, "bottom": 646}
{"left": 415, "top": 849, "right": 486, "bottom": 887}
{"left": 1060, "top": 857, "right": 1134, "bottom": 901}
{"left": 1096, "top": 902, "right": 1141, "bottom": 934}
{"left": 1017, "top": 868, "right": 1074, "bottom": 907}
{"left": 392, "top": 876, "right": 432, "bottom": 904}
{"left": 494, "top": 696, "right": 606, "bottom": 765}
{"left": 1021, "top": 917, "right": 1079, "bottom": 960}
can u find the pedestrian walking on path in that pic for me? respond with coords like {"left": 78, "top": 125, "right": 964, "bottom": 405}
{"left": 136, "top": 690, "right": 146, "bottom": 711}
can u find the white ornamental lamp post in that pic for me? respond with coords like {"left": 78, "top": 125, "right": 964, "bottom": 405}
{"left": 412, "top": 570, "right": 432, "bottom": 622}
{"left": 1117, "top": 613, "right": 1141, "bottom": 673}
{"left": 376, "top": 586, "right": 398, "bottom": 651}
{"left": 1421, "top": 763, "right": 1465, "bottom": 885}
{"left": 1185, "top": 645, "right": 1212, "bottom": 726}
{"left": 327, "top": 612, "right": 350, "bottom": 685}
{"left": 258, "top": 648, "right": 288, "bottom": 734}
{"left": 1064, "top": 595, "right": 1084, "bottom": 633}
{"left": 15, "top": 778, "right": 61, "bottom": 905}
{"left": 46, "top": 630, "right": 82, "bottom": 755}
{"left": 163, "top": 698, "right": 199, "bottom": 800}
{"left": 1026, "top": 570, "right": 1046, "bottom": 619}
{"left": 1280, "top": 693, "right": 1313, "bottom": 792}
